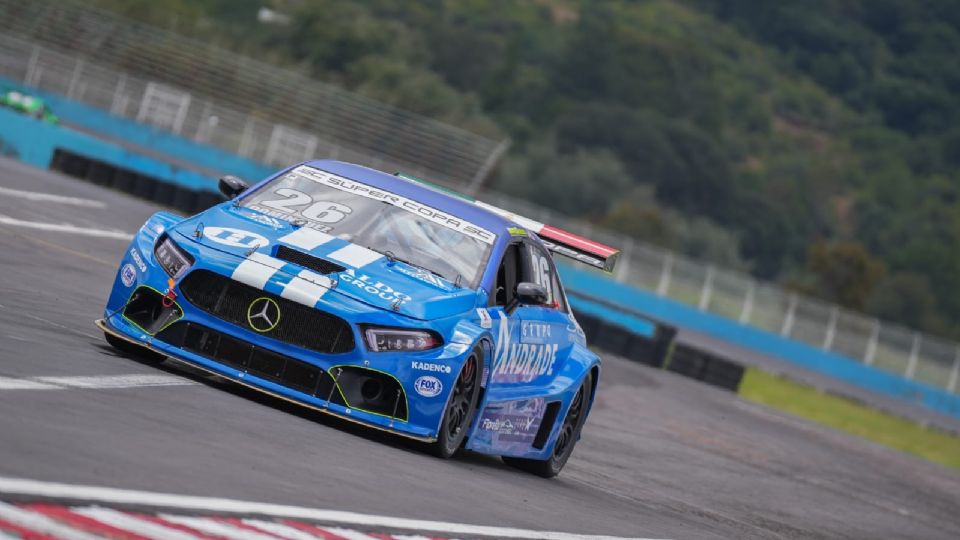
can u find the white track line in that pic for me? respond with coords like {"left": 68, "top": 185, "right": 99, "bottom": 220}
{"left": 0, "top": 214, "right": 132, "bottom": 240}
{"left": 0, "top": 477, "right": 659, "bottom": 540}
{"left": 0, "top": 186, "right": 107, "bottom": 208}
{"left": 0, "top": 374, "right": 196, "bottom": 391}
{"left": 0, "top": 501, "right": 101, "bottom": 540}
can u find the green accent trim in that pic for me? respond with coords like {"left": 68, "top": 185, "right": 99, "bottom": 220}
{"left": 328, "top": 364, "right": 410, "bottom": 422}
{"left": 508, "top": 227, "right": 528, "bottom": 236}
{"left": 246, "top": 296, "right": 281, "bottom": 333}
{"left": 121, "top": 285, "right": 183, "bottom": 336}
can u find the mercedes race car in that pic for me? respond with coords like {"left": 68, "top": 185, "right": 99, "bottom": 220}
{"left": 99, "top": 161, "right": 619, "bottom": 477}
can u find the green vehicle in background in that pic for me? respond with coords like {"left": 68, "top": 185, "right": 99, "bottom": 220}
{"left": 0, "top": 89, "right": 58, "bottom": 124}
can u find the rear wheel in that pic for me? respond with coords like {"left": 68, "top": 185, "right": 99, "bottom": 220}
{"left": 427, "top": 347, "right": 482, "bottom": 458}
{"left": 104, "top": 331, "right": 166, "bottom": 363}
{"left": 503, "top": 372, "right": 592, "bottom": 478}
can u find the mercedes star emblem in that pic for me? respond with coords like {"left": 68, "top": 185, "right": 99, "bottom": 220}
{"left": 247, "top": 297, "right": 281, "bottom": 332}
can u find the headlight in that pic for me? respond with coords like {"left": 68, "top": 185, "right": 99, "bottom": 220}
{"left": 154, "top": 236, "right": 193, "bottom": 278}
{"left": 363, "top": 327, "right": 442, "bottom": 352}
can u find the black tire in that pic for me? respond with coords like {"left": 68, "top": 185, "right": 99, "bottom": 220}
{"left": 427, "top": 347, "right": 483, "bottom": 458}
{"left": 503, "top": 372, "right": 593, "bottom": 478}
{"left": 104, "top": 331, "right": 166, "bottom": 363}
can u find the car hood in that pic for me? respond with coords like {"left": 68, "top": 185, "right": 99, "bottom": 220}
{"left": 171, "top": 204, "right": 479, "bottom": 320}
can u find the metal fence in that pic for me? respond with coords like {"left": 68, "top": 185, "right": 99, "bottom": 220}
{"left": 0, "top": 0, "right": 506, "bottom": 188}
{"left": 0, "top": 8, "right": 957, "bottom": 395}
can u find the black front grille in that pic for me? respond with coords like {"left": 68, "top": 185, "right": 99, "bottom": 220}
{"left": 275, "top": 245, "right": 345, "bottom": 275}
{"left": 179, "top": 269, "right": 354, "bottom": 354}
{"left": 157, "top": 322, "right": 340, "bottom": 397}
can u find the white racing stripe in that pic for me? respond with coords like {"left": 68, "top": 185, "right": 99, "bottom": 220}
{"left": 0, "top": 374, "right": 195, "bottom": 391}
{"left": 71, "top": 506, "right": 200, "bottom": 540}
{"left": 279, "top": 228, "right": 334, "bottom": 251}
{"left": 161, "top": 515, "right": 279, "bottom": 540}
{"left": 326, "top": 244, "right": 382, "bottom": 268}
{"left": 0, "top": 214, "right": 132, "bottom": 240}
{"left": 0, "top": 502, "right": 101, "bottom": 540}
{"left": 0, "top": 186, "right": 107, "bottom": 208}
{"left": 0, "top": 477, "right": 660, "bottom": 540}
{"left": 280, "top": 269, "right": 332, "bottom": 308}
{"left": 232, "top": 252, "right": 285, "bottom": 290}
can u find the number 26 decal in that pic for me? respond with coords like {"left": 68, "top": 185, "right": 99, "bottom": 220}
{"left": 260, "top": 188, "right": 352, "bottom": 224}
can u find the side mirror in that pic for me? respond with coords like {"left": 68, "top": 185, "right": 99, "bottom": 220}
{"left": 218, "top": 175, "right": 248, "bottom": 199}
{"left": 516, "top": 282, "right": 549, "bottom": 305}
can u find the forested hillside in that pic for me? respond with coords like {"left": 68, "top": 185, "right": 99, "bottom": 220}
{"left": 89, "top": 0, "right": 960, "bottom": 339}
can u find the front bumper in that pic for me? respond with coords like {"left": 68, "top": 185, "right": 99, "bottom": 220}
{"left": 101, "top": 218, "right": 473, "bottom": 441}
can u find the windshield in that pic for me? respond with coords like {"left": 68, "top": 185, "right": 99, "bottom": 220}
{"left": 242, "top": 166, "right": 496, "bottom": 287}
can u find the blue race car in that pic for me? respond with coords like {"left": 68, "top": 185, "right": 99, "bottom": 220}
{"left": 98, "top": 161, "right": 619, "bottom": 477}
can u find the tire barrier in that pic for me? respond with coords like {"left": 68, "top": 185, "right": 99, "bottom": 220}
{"left": 666, "top": 343, "right": 745, "bottom": 392}
{"left": 569, "top": 290, "right": 745, "bottom": 391}
{"left": 50, "top": 149, "right": 224, "bottom": 215}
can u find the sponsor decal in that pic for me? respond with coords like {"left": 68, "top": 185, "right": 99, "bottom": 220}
{"left": 476, "top": 307, "right": 492, "bottom": 329}
{"left": 120, "top": 264, "right": 137, "bottom": 287}
{"left": 339, "top": 269, "right": 412, "bottom": 305}
{"left": 507, "top": 227, "right": 527, "bottom": 236}
{"left": 247, "top": 203, "right": 332, "bottom": 232}
{"left": 521, "top": 321, "right": 552, "bottom": 344}
{"left": 539, "top": 239, "right": 605, "bottom": 270}
{"left": 129, "top": 248, "right": 147, "bottom": 273}
{"left": 393, "top": 263, "right": 447, "bottom": 289}
{"left": 246, "top": 297, "right": 281, "bottom": 332}
{"left": 203, "top": 227, "right": 269, "bottom": 249}
{"left": 293, "top": 166, "right": 496, "bottom": 245}
{"left": 492, "top": 312, "right": 558, "bottom": 383}
{"left": 244, "top": 211, "right": 283, "bottom": 228}
{"left": 475, "top": 397, "right": 546, "bottom": 452}
{"left": 411, "top": 361, "right": 452, "bottom": 374}
{"left": 414, "top": 375, "right": 442, "bottom": 397}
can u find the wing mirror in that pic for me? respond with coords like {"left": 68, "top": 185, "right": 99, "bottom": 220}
{"left": 218, "top": 175, "right": 248, "bottom": 199}
{"left": 514, "top": 281, "right": 549, "bottom": 309}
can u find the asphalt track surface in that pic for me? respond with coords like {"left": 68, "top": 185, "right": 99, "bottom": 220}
{"left": 0, "top": 156, "right": 959, "bottom": 539}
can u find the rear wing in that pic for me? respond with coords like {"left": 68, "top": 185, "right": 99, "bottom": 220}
{"left": 474, "top": 202, "right": 620, "bottom": 272}
{"left": 394, "top": 172, "right": 620, "bottom": 272}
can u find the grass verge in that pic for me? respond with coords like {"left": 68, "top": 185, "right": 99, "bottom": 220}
{"left": 738, "top": 368, "right": 960, "bottom": 470}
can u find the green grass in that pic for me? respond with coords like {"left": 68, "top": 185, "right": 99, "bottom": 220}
{"left": 739, "top": 368, "right": 960, "bottom": 469}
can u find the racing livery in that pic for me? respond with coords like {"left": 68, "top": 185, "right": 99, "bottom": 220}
{"left": 99, "top": 160, "right": 618, "bottom": 477}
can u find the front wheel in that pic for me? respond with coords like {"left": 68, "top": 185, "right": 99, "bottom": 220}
{"left": 503, "top": 371, "right": 593, "bottom": 478}
{"left": 427, "top": 347, "right": 482, "bottom": 458}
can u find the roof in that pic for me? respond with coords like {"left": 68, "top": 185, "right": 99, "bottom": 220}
{"left": 306, "top": 159, "right": 515, "bottom": 236}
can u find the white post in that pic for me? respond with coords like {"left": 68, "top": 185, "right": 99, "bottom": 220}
{"left": 822, "top": 306, "right": 839, "bottom": 351}
{"left": 656, "top": 252, "right": 673, "bottom": 297}
{"left": 780, "top": 294, "right": 798, "bottom": 337}
{"left": 948, "top": 347, "right": 960, "bottom": 393}
{"left": 739, "top": 280, "right": 755, "bottom": 324}
{"left": 864, "top": 319, "right": 881, "bottom": 365}
{"left": 66, "top": 58, "right": 84, "bottom": 99}
{"left": 698, "top": 265, "right": 715, "bottom": 311}
{"left": 614, "top": 238, "right": 632, "bottom": 283}
{"left": 24, "top": 46, "right": 40, "bottom": 86}
{"left": 238, "top": 118, "right": 256, "bottom": 157}
{"left": 171, "top": 93, "right": 191, "bottom": 135}
{"left": 109, "top": 74, "right": 127, "bottom": 116}
{"left": 904, "top": 332, "right": 922, "bottom": 380}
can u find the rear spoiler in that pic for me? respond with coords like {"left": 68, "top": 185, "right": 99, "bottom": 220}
{"left": 394, "top": 172, "right": 620, "bottom": 272}
{"left": 474, "top": 202, "right": 620, "bottom": 272}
